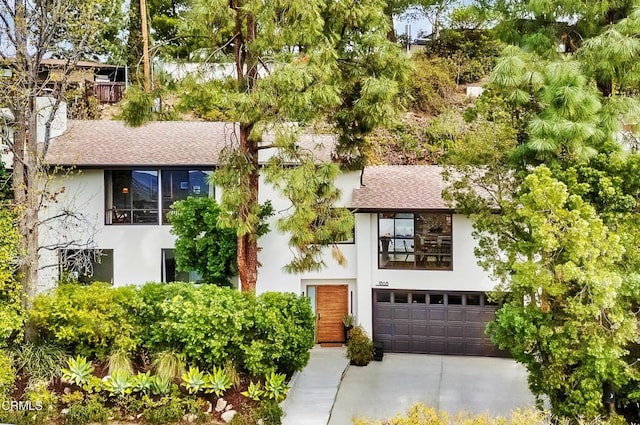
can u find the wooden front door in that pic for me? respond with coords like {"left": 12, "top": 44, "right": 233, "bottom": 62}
{"left": 316, "top": 285, "right": 348, "bottom": 343}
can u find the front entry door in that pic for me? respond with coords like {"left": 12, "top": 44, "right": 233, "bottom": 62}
{"left": 315, "top": 285, "right": 348, "bottom": 343}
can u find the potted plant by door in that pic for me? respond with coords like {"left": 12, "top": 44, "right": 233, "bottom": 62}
{"left": 342, "top": 314, "right": 355, "bottom": 342}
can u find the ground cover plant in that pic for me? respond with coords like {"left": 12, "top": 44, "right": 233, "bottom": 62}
{"left": 0, "top": 282, "right": 315, "bottom": 424}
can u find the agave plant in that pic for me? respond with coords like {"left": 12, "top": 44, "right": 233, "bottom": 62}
{"left": 241, "top": 381, "right": 263, "bottom": 401}
{"left": 263, "top": 372, "right": 289, "bottom": 402}
{"left": 203, "top": 366, "right": 232, "bottom": 397}
{"left": 103, "top": 372, "right": 132, "bottom": 397}
{"left": 181, "top": 366, "right": 206, "bottom": 395}
{"left": 61, "top": 355, "right": 94, "bottom": 386}
{"left": 150, "top": 375, "right": 173, "bottom": 396}
{"left": 131, "top": 371, "right": 154, "bottom": 395}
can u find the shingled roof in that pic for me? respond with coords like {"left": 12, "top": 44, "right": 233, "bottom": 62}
{"left": 351, "top": 165, "right": 450, "bottom": 210}
{"left": 45, "top": 120, "right": 336, "bottom": 167}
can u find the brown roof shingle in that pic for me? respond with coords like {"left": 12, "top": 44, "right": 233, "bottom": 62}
{"left": 45, "top": 120, "right": 335, "bottom": 167}
{"left": 351, "top": 165, "right": 450, "bottom": 210}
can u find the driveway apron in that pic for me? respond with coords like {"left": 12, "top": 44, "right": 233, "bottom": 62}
{"left": 328, "top": 353, "right": 535, "bottom": 425}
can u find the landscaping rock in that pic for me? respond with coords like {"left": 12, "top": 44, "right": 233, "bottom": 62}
{"left": 136, "top": 413, "right": 144, "bottom": 420}
{"left": 183, "top": 413, "right": 198, "bottom": 423}
{"left": 215, "top": 398, "right": 227, "bottom": 412}
{"left": 204, "top": 401, "right": 213, "bottom": 413}
{"left": 60, "top": 408, "right": 69, "bottom": 415}
{"left": 221, "top": 410, "right": 236, "bottom": 423}
{"left": 224, "top": 404, "right": 232, "bottom": 411}
{"left": 257, "top": 419, "right": 264, "bottom": 425}
{"left": 63, "top": 387, "right": 71, "bottom": 394}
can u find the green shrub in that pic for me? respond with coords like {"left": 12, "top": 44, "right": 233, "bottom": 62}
{"left": 65, "top": 398, "right": 111, "bottom": 425}
{"left": 241, "top": 292, "right": 315, "bottom": 377}
{"left": 29, "top": 283, "right": 142, "bottom": 359}
{"left": 230, "top": 400, "right": 283, "bottom": 425}
{"left": 346, "top": 326, "right": 373, "bottom": 366}
{"left": 140, "top": 283, "right": 251, "bottom": 369}
{"left": 142, "top": 398, "right": 184, "bottom": 425}
{"left": 408, "top": 56, "right": 456, "bottom": 114}
{"left": 0, "top": 349, "right": 15, "bottom": 398}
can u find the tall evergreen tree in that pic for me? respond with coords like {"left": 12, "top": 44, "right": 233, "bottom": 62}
{"left": 124, "top": 0, "right": 409, "bottom": 292}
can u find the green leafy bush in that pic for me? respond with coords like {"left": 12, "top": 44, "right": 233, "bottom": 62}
{"left": 0, "top": 349, "right": 15, "bottom": 398}
{"left": 241, "top": 292, "right": 315, "bottom": 377}
{"left": 142, "top": 398, "right": 184, "bottom": 425}
{"left": 408, "top": 56, "right": 456, "bottom": 114}
{"left": 65, "top": 397, "right": 111, "bottom": 425}
{"left": 169, "top": 196, "right": 238, "bottom": 286}
{"left": 140, "top": 283, "right": 251, "bottom": 369}
{"left": 346, "top": 326, "right": 373, "bottom": 366}
{"left": 230, "top": 400, "right": 282, "bottom": 425}
{"left": 0, "top": 204, "right": 24, "bottom": 346}
{"left": 29, "top": 283, "right": 142, "bottom": 359}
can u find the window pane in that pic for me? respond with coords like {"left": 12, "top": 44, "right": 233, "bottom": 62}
{"left": 161, "top": 170, "right": 213, "bottom": 224}
{"left": 59, "top": 249, "right": 113, "bottom": 284}
{"left": 106, "top": 170, "right": 158, "bottom": 224}
{"left": 466, "top": 294, "right": 481, "bottom": 306}
{"left": 376, "top": 291, "right": 391, "bottom": 303}
{"left": 448, "top": 294, "right": 463, "bottom": 305}
{"left": 411, "top": 293, "right": 426, "bottom": 304}
{"left": 162, "top": 249, "right": 201, "bottom": 282}
{"left": 394, "top": 292, "right": 408, "bottom": 303}
{"left": 429, "top": 294, "right": 444, "bottom": 304}
{"left": 414, "top": 212, "right": 453, "bottom": 271}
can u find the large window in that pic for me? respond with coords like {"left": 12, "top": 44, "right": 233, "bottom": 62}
{"left": 161, "top": 170, "right": 213, "bottom": 224}
{"left": 59, "top": 249, "right": 114, "bottom": 284}
{"left": 378, "top": 212, "right": 452, "bottom": 270}
{"left": 105, "top": 169, "right": 213, "bottom": 225}
{"left": 106, "top": 170, "right": 159, "bottom": 224}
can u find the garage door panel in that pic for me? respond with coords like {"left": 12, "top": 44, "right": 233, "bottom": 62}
{"left": 376, "top": 308, "right": 393, "bottom": 320}
{"left": 429, "top": 325, "right": 445, "bottom": 337}
{"left": 448, "top": 325, "right": 464, "bottom": 338}
{"left": 411, "top": 309, "right": 428, "bottom": 321}
{"left": 428, "top": 309, "right": 445, "bottom": 321}
{"left": 465, "top": 325, "right": 486, "bottom": 339}
{"left": 394, "top": 323, "right": 410, "bottom": 336}
{"left": 393, "top": 339, "right": 410, "bottom": 352}
{"left": 393, "top": 308, "right": 410, "bottom": 320}
{"left": 410, "top": 339, "right": 428, "bottom": 353}
{"left": 447, "top": 309, "right": 464, "bottom": 322}
{"left": 411, "top": 323, "right": 428, "bottom": 336}
{"left": 373, "top": 290, "right": 504, "bottom": 357}
{"left": 447, "top": 341, "right": 464, "bottom": 353}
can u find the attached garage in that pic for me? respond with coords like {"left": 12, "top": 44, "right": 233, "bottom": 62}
{"left": 373, "top": 289, "right": 505, "bottom": 357}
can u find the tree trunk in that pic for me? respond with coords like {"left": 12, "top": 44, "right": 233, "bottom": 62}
{"left": 237, "top": 123, "right": 259, "bottom": 293}
{"left": 13, "top": 111, "right": 40, "bottom": 341}
{"left": 233, "top": 4, "right": 260, "bottom": 293}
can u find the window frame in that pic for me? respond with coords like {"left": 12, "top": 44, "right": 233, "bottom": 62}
{"left": 104, "top": 168, "right": 214, "bottom": 226}
{"left": 377, "top": 211, "right": 453, "bottom": 271}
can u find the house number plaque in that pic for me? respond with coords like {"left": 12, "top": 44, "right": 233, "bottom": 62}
{"left": 376, "top": 281, "right": 389, "bottom": 287}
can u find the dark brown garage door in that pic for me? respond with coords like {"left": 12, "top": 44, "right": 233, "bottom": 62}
{"left": 373, "top": 290, "right": 505, "bottom": 356}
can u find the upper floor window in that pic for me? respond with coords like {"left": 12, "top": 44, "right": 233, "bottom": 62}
{"left": 161, "top": 170, "right": 213, "bottom": 224}
{"left": 106, "top": 170, "right": 159, "bottom": 224}
{"left": 378, "top": 212, "right": 452, "bottom": 270}
{"left": 105, "top": 169, "right": 213, "bottom": 225}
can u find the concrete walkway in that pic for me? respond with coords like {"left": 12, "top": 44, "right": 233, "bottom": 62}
{"left": 281, "top": 346, "right": 349, "bottom": 425}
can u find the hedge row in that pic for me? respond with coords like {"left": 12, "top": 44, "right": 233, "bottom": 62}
{"left": 29, "top": 282, "right": 315, "bottom": 377}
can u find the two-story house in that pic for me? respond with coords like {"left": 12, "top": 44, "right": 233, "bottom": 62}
{"left": 41, "top": 119, "right": 502, "bottom": 357}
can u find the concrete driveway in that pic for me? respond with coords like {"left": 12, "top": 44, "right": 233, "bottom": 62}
{"left": 328, "top": 353, "right": 536, "bottom": 425}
